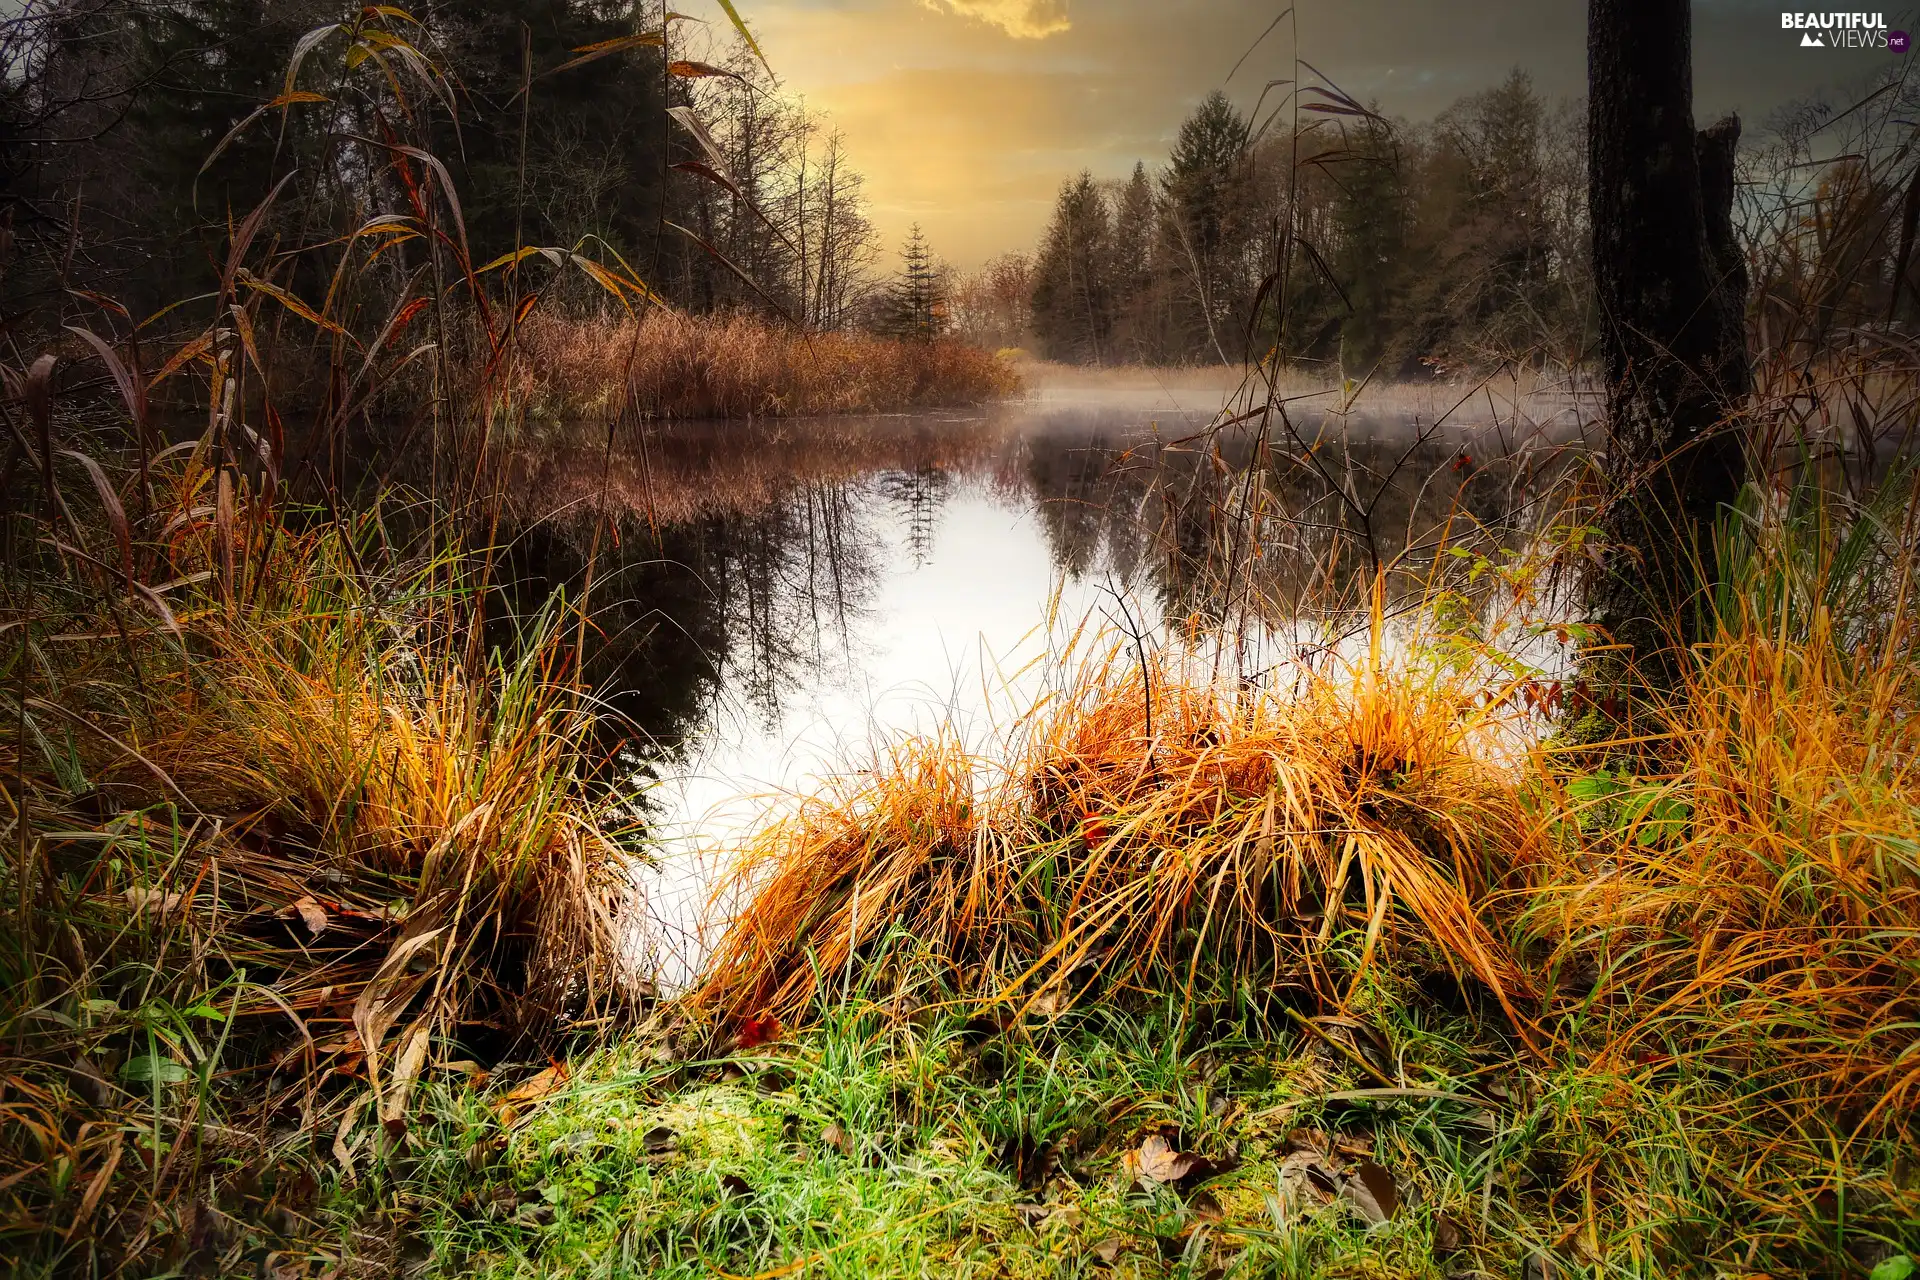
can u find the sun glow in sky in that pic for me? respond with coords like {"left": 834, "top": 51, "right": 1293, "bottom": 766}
{"left": 714, "top": 0, "right": 1883, "bottom": 272}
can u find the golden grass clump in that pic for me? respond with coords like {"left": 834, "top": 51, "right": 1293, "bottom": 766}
{"left": 695, "top": 628, "right": 1547, "bottom": 1030}
{"left": 506, "top": 310, "right": 1021, "bottom": 419}
{"left": 1533, "top": 516, "right": 1920, "bottom": 1126}
{"left": 1, "top": 474, "right": 627, "bottom": 1204}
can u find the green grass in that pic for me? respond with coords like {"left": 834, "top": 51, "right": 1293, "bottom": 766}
{"left": 353, "top": 950, "right": 1919, "bottom": 1280}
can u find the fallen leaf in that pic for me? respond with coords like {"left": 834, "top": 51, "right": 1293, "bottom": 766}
{"left": 1433, "top": 1210, "right": 1466, "bottom": 1255}
{"left": 1089, "top": 1237, "right": 1124, "bottom": 1265}
{"left": 1187, "top": 1188, "right": 1225, "bottom": 1223}
{"left": 735, "top": 1012, "right": 781, "bottom": 1049}
{"left": 1137, "top": 1133, "right": 1199, "bottom": 1184}
{"left": 1333, "top": 1132, "right": 1374, "bottom": 1159}
{"left": 1521, "top": 1252, "right": 1557, "bottom": 1280}
{"left": 642, "top": 1126, "right": 677, "bottom": 1156}
{"left": 296, "top": 898, "right": 328, "bottom": 935}
{"left": 505, "top": 1063, "right": 569, "bottom": 1104}
{"left": 719, "top": 1173, "right": 751, "bottom": 1197}
{"left": 821, "top": 1122, "right": 852, "bottom": 1154}
{"left": 493, "top": 1062, "right": 569, "bottom": 1125}
{"left": 1279, "top": 1148, "right": 1339, "bottom": 1205}
{"left": 1340, "top": 1158, "right": 1399, "bottom": 1224}
{"left": 124, "top": 886, "right": 183, "bottom": 916}
{"left": 1284, "top": 1127, "right": 1329, "bottom": 1154}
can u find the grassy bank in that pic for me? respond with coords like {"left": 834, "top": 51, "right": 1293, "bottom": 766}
{"left": 0, "top": 443, "right": 636, "bottom": 1272}
{"left": 390, "top": 467, "right": 1920, "bottom": 1280}
{"left": 506, "top": 311, "right": 1022, "bottom": 419}
{"left": 6, "top": 433, "right": 1916, "bottom": 1278}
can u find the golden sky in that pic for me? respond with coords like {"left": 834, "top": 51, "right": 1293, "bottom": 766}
{"left": 723, "top": 0, "right": 1888, "bottom": 272}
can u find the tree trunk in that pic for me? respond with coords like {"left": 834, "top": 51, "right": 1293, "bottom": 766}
{"left": 1587, "top": 0, "right": 1749, "bottom": 683}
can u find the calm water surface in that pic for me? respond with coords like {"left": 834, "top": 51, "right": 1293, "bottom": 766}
{"left": 490, "top": 378, "right": 1589, "bottom": 981}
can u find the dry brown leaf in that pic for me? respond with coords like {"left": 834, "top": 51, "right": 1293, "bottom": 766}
{"left": 1340, "top": 1157, "right": 1399, "bottom": 1224}
{"left": 506, "top": 1062, "right": 568, "bottom": 1104}
{"left": 124, "top": 886, "right": 183, "bottom": 916}
{"left": 1187, "top": 1187, "right": 1225, "bottom": 1223}
{"left": 1137, "top": 1133, "right": 1200, "bottom": 1184}
{"left": 821, "top": 1122, "right": 852, "bottom": 1154}
{"left": 493, "top": 1062, "right": 569, "bottom": 1126}
{"left": 1279, "top": 1148, "right": 1339, "bottom": 1204}
{"left": 285, "top": 895, "right": 328, "bottom": 937}
{"left": 1433, "top": 1210, "right": 1466, "bottom": 1255}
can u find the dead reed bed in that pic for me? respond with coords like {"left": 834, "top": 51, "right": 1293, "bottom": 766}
{"left": 506, "top": 310, "right": 1022, "bottom": 419}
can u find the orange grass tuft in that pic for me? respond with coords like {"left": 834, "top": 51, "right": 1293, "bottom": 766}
{"left": 695, "top": 627, "right": 1547, "bottom": 1033}
{"left": 1533, "top": 568, "right": 1920, "bottom": 1127}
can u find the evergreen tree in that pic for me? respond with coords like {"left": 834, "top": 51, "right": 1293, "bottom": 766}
{"left": 881, "top": 224, "right": 945, "bottom": 340}
{"left": 1110, "top": 161, "right": 1159, "bottom": 361}
{"left": 1161, "top": 90, "right": 1250, "bottom": 361}
{"left": 1030, "top": 172, "right": 1114, "bottom": 364}
{"left": 1329, "top": 115, "right": 1409, "bottom": 374}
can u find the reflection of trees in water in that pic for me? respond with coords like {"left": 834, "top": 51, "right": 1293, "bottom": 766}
{"left": 1010, "top": 414, "right": 1574, "bottom": 629}
{"left": 874, "top": 467, "right": 950, "bottom": 567}
{"left": 478, "top": 406, "right": 1573, "bottom": 765}
{"left": 493, "top": 419, "right": 1002, "bottom": 762}
{"left": 495, "top": 481, "right": 882, "bottom": 769}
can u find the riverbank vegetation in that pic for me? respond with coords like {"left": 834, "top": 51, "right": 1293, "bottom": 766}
{"left": 316, "top": 459, "right": 1919, "bottom": 1280}
{"left": 507, "top": 311, "right": 1017, "bottom": 419}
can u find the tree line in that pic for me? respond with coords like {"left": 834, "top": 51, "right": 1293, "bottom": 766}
{"left": 969, "top": 73, "right": 1587, "bottom": 374}
{"left": 970, "top": 65, "right": 1918, "bottom": 375}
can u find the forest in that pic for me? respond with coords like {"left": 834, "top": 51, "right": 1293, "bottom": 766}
{"left": 3, "top": 1, "right": 1920, "bottom": 1278}
{"left": 959, "top": 71, "right": 1920, "bottom": 375}
{"left": 4, "top": 0, "right": 1002, "bottom": 416}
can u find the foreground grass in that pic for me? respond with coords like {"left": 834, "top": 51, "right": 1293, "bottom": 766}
{"left": 392, "top": 965, "right": 1918, "bottom": 1280}
{"left": 404, "top": 465, "right": 1919, "bottom": 1280}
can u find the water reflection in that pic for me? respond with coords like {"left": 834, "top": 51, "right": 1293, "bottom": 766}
{"left": 491, "top": 389, "right": 1582, "bottom": 832}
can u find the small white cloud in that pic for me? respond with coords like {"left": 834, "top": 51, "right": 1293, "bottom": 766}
{"left": 920, "top": 0, "right": 1071, "bottom": 39}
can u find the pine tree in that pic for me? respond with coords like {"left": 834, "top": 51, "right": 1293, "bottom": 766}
{"left": 1030, "top": 172, "right": 1114, "bottom": 364}
{"left": 882, "top": 224, "right": 945, "bottom": 340}
{"left": 1109, "top": 161, "right": 1159, "bottom": 360}
{"left": 1330, "top": 114, "right": 1409, "bottom": 374}
{"left": 1161, "top": 91, "right": 1250, "bottom": 361}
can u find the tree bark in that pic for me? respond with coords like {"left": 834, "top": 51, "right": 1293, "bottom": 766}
{"left": 1587, "top": 0, "right": 1749, "bottom": 683}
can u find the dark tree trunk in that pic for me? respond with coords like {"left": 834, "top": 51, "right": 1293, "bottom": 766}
{"left": 1587, "top": 0, "right": 1749, "bottom": 682}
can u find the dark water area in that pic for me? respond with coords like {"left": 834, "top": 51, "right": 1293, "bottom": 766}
{"left": 472, "top": 384, "right": 1587, "bottom": 867}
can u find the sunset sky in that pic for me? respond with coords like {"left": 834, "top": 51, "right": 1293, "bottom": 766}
{"left": 726, "top": 0, "right": 1906, "bottom": 271}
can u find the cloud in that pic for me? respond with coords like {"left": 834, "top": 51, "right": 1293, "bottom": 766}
{"left": 920, "top": 0, "right": 1070, "bottom": 40}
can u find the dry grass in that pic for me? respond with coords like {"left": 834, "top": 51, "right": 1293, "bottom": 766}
{"left": 693, "top": 462, "right": 1920, "bottom": 1140}
{"left": 504, "top": 310, "right": 1021, "bottom": 419}
{"left": 695, "top": 612, "right": 1548, "bottom": 1033}
{"left": 1529, "top": 467, "right": 1920, "bottom": 1123}
{"left": 670, "top": 467, "right": 1920, "bottom": 1270}
{"left": 0, "top": 463, "right": 629, "bottom": 1269}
